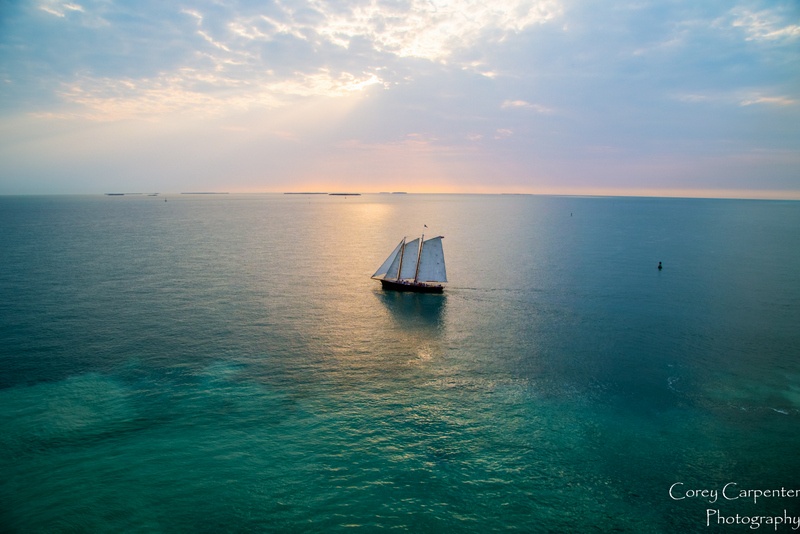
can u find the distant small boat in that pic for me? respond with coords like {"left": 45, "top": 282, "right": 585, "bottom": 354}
{"left": 372, "top": 234, "right": 447, "bottom": 293}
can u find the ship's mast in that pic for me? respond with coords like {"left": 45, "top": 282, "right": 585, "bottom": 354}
{"left": 413, "top": 233, "right": 424, "bottom": 283}
{"left": 395, "top": 237, "right": 406, "bottom": 281}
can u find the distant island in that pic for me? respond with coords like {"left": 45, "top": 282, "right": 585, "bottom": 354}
{"left": 284, "top": 192, "right": 361, "bottom": 196}
{"left": 105, "top": 193, "right": 157, "bottom": 196}
{"left": 180, "top": 192, "right": 229, "bottom": 195}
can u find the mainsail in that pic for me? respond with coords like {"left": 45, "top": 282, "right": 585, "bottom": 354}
{"left": 398, "top": 238, "right": 420, "bottom": 280}
{"left": 416, "top": 236, "right": 447, "bottom": 283}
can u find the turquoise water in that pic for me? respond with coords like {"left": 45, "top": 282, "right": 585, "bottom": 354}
{"left": 1, "top": 194, "right": 799, "bottom": 532}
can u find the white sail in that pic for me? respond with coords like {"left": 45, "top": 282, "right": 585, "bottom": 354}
{"left": 385, "top": 240, "right": 405, "bottom": 279}
{"left": 372, "top": 239, "right": 403, "bottom": 279}
{"left": 416, "top": 237, "right": 447, "bottom": 283}
{"left": 398, "top": 238, "right": 420, "bottom": 280}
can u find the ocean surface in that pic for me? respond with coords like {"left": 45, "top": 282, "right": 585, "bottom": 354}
{"left": 1, "top": 193, "right": 799, "bottom": 532}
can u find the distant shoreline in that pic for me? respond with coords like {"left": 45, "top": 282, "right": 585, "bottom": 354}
{"left": 62, "top": 191, "right": 800, "bottom": 202}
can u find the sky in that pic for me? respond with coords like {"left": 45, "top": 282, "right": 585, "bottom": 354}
{"left": 0, "top": 0, "right": 798, "bottom": 197}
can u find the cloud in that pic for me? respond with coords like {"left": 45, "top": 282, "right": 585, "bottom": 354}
{"left": 501, "top": 100, "right": 555, "bottom": 114}
{"left": 300, "top": 0, "right": 562, "bottom": 62}
{"left": 38, "top": 2, "right": 85, "bottom": 18}
{"left": 728, "top": 8, "right": 800, "bottom": 42}
{"left": 739, "top": 94, "right": 797, "bottom": 107}
{"left": 672, "top": 90, "right": 798, "bottom": 108}
{"left": 9, "top": 0, "right": 566, "bottom": 121}
{"left": 41, "top": 67, "right": 388, "bottom": 121}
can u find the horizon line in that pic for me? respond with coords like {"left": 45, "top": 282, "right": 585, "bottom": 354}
{"left": 2, "top": 188, "right": 800, "bottom": 201}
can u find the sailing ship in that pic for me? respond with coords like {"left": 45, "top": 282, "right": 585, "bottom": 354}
{"left": 372, "top": 234, "right": 447, "bottom": 293}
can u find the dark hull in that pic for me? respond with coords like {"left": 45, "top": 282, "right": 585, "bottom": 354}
{"left": 379, "top": 279, "right": 444, "bottom": 293}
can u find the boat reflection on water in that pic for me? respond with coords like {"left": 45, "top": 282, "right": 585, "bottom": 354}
{"left": 374, "top": 290, "right": 447, "bottom": 331}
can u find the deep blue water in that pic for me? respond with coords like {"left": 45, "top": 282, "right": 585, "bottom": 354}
{"left": 1, "top": 193, "right": 799, "bottom": 532}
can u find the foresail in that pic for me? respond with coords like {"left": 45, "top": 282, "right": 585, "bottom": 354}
{"left": 373, "top": 239, "right": 403, "bottom": 279}
{"left": 417, "top": 237, "right": 447, "bottom": 283}
{"left": 398, "top": 238, "right": 420, "bottom": 280}
{"left": 386, "top": 244, "right": 403, "bottom": 279}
